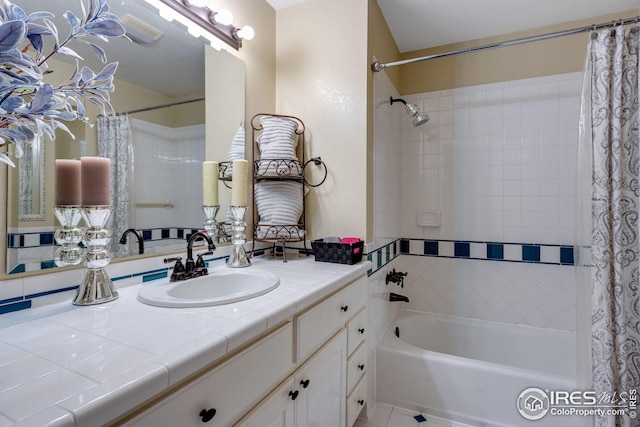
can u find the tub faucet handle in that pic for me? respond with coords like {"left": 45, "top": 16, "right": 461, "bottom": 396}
{"left": 386, "top": 269, "right": 408, "bottom": 287}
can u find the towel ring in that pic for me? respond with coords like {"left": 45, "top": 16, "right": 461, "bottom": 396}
{"left": 303, "top": 157, "right": 328, "bottom": 188}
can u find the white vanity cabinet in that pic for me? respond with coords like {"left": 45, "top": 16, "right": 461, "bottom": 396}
{"left": 238, "top": 276, "right": 367, "bottom": 427}
{"left": 235, "top": 329, "right": 347, "bottom": 427}
{"left": 117, "top": 274, "right": 367, "bottom": 427}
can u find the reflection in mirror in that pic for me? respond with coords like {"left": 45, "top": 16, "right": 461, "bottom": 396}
{"left": 18, "top": 135, "right": 45, "bottom": 221}
{"left": 6, "top": 0, "right": 246, "bottom": 275}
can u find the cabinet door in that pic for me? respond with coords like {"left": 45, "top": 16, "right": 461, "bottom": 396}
{"left": 126, "top": 323, "right": 294, "bottom": 427}
{"left": 235, "top": 377, "right": 295, "bottom": 427}
{"left": 296, "top": 276, "right": 366, "bottom": 362}
{"left": 294, "top": 329, "right": 347, "bottom": 427}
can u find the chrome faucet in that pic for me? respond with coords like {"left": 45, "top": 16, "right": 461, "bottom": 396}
{"left": 165, "top": 231, "right": 216, "bottom": 282}
{"left": 119, "top": 228, "right": 144, "bottom": 255}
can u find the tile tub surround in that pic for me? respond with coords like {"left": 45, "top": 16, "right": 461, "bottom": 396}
{"left": 0, "top": 257, "right": 370, "bottom": 426}
{"left": 397, "top": 72, "right": 582, "bottom": 246}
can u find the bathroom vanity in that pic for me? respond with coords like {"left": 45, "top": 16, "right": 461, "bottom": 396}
{"left": 0, "top": 257, "right": 369, "bottom": 427}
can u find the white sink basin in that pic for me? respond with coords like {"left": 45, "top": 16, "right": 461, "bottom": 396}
{"left": 138, "top": 266, "right": 279, "bottom": 308}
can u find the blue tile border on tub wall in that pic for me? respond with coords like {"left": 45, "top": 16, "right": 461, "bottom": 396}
{"left": 398, "top": 238, "right": 575, "bottom": 266}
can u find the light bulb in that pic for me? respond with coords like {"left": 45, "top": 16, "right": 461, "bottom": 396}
{"left": 236, "top": 25, "right": 254, "bottom": 40}
{"left": 213, "top": 9, "right": 233, "bottom": 26}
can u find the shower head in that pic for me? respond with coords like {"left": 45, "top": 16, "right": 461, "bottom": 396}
{"left": 390, "top": 97, "right": 430, "bottom": 127}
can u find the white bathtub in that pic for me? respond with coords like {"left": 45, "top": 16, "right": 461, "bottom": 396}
{"left": 376, "top": 310, "right": 586, "bottom": 427}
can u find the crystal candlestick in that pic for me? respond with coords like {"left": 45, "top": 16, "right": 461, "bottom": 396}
{"left": 203, "top": 205, "right": 220, "bottom": 243}
{"left": 228, "top": 206, "right": 251, "bottom": 268}
{"left": 53, "top": 206, "right": 84, "bottom": 267}
{"left": 74, "top": 206, "right": 118, "bottom": 305}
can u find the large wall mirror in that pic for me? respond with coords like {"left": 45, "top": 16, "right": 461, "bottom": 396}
{"left": 6, "top": 0, "right": 245, "bottom": 274}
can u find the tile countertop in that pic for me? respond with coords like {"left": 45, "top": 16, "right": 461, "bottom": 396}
{"left": 0, "top": 257, "right": 370, "bottom": 427}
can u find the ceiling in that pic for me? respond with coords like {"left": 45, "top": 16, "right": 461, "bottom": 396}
{"left": 267, "top": 0, "right": 640, "bottom": 52}
{"left": 17, "top": 0, "right": 208, "bottom": 98}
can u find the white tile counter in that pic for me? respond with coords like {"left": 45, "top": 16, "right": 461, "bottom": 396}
{"left": 0, "top": 257, "right": 370, "bottom": 427}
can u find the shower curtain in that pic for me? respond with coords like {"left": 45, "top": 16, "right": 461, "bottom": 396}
{"left": 581, "top": 25, "right": 640, "bottom": 427}
{"left": 97, "top": 114, "right": 133, "bottom": 258}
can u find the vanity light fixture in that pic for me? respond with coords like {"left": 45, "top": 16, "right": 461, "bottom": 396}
{"left": 143, "top": 0, "right": 254, "bottom": 50}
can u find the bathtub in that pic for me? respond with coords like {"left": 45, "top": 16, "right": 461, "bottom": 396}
{"left": 376, "top": 310, "right": 586, "bottom": 427}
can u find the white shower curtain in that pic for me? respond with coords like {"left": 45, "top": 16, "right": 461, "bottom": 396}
{"left": 97, "top": 114, "right": 133, "bottom": 258}
{"left": 580, "top": 25, "right": 640, "bottom": 427}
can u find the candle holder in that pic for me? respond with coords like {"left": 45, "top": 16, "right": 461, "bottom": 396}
{"left": 74, "top": 206, "right": 118, "bottom": 306}
{"left": 53, "top": 206, "right": 84, "bottom": 267}
{"left": 228, "top": 206, "right": 251, "bottom": 268}
{"left": 203, "top": 205, "right": 220, "bottom": 243}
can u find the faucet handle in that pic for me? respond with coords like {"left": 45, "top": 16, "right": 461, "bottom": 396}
{"left": 196, "top": 252, "right": 213, "bottom": 268}
{"left": 164, "top": 257, "right": 186, "bottom": 282}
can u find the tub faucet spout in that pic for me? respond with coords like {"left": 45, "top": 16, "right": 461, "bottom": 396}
{"left": 390, "top": 292, "right": 410, "bottom": 303}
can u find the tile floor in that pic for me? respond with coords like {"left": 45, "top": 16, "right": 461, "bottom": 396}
{"left": 355, "top": 403, "right": 476, "bottom": 427}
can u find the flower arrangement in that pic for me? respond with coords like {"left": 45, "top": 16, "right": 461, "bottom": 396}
{"left": 0, "top": 0, "right": 125, "bottom": 166}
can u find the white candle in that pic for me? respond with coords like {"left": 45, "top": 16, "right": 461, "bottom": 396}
{"left": 231, "top": 159, "right": 248, "bottom": 206}
{"left": 80, "top": 156, "right": 111, "bottom": 206}
{"left": 202, "top": 161, "right": 219, "bottom": 206}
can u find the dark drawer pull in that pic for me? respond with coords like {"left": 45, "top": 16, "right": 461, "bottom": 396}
{"left": 289, "top": 390, "right": 299, "bottom": 401}
{"left": 300, "top": 379, "right": 310, "bottom": 388}
{"left": 199, "top": 408, "right": 216, "bottom": 422}
{"left": 358, "top": 328, "right": 365, "bottom": 334}
{"left": 341, "top": 305, "right": 349, "bottom": 312}
{"left": 357, "top": 399, "right": 365, "bottom": 406}
{"left": 358, "top": 364, "right": 365, "bottom": 371}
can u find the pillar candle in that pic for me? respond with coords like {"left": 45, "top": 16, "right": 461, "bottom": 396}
{"left": 81, "top": 156, "right": 111, "bottom": 206}
{"left": 55, "top": 159, "right": 81, "bottom": 206}
{"left": 203, "top": 161, "right": 219, "bottom": 206}
{"left": 231, "top": 159, "right": 248, "bottom": 206}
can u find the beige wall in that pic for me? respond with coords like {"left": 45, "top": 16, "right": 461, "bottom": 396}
{"left": 398, "top": 10, "right": 639, "bottom": 94}
{"left": 275, "top": 0, "right": 369, "bottom": 241}
{"left": 367, "top": 0, "right": 401, "bottom": 242}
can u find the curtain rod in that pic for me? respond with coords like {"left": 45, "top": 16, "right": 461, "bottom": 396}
{"left": 115, "top": 97, "right": 205, "bottom": 115}
{"left": 371, "top": 16, "right": 640, "bottom": 72}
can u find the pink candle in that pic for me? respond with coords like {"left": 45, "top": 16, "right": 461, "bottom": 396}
{"left": 55, "top": 159, "right": 81, "bottom": 205}
{"left": 81, "top": 157, "right": 111, "bottom": 206}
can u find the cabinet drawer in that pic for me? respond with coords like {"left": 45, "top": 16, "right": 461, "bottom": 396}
{"left": 295, "top": 276, "right": 366, "bottom": 362}
{"left": 346, "top": 342, "right": 367, "bottom": 395}
{"left": 127, "top": 323, "right": 294, "bottom": 427}
{"left": 346, "top": 308, "right": 367, "bottom": 356}
{"left": 346, "top": 375, "right": 367, "bottom": 427}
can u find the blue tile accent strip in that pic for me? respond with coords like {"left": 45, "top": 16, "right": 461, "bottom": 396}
{"left": 487, "top": 243, "right": 504, "bottom": 260}
{"left": 0, "top": 300, "right": 31, "bottom": 315}
{"left": 143, "top": 272, "right": 168, "bottom": 283}
{"left": 522, "top": 245, "right": 541, "bottom": 262}
{"left": 26, "top": 285, "right": 79, "bottom": 300}
{"left": 400, "top": 238, "right": 575, "bottom": 266}
{"left": 454, "top": 242, "right": 470, "bottom": 258}
{"left": 424, "top": 241, "right": 438, "bottom": 256}
{"left": 367, "top": 240, "right": 403, "bottom": 276}
{"left": 560, "top": 247, "right": 574, "bottom": 265}
{"left": 400, "top": 239, "right": 409, "bottom": 254}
